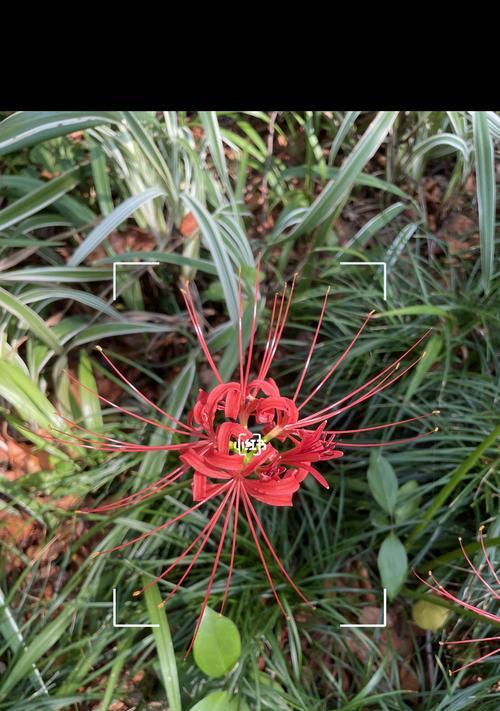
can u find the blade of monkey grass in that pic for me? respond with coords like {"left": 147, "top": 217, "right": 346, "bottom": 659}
{"left": 143, "top": 582, "right": 181, "bottom": 711}
{"left": 406, "top": 424, "right": 500, "bottom": 549}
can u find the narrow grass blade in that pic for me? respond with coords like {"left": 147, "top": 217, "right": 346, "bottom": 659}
{"left": 200, "top": 112, "right": 230, "bottom": 189}
{"left": 0, "top": 267, "right": 112, "bottom": 283}
{"left": 143, "top": 583, "right": 181, "bottom": 711}
{"left": 288, "top": 111, "right": 398, "bottom": 239}
{"left": 0, "top": 604, "right": 75, "bottom": 697}
{"left": 0, "top": 111, "right": 121, "bottom": 155}
{"left": 182, "top": 194, "right": 239, "bottom": 322}
{"left": 89, "top": 138, "right": 113, "bottom": 216}
{"left": 406, "top": 424, "right": 500, "bottom": 548}
{"left": 0, "top": 286, "right": 62, "bottom": 352}
{"left": 20, "top": 287, "right": 125, "bottom": 321}
{"left": 472, "top": 111, "right": 496, "bottom": 294}
{"left": 328, "top": 111, "right": 361, "bottom": 165}
{"left": 0, "top": 168, "right": 80, "bottom": 230}
{"left": 68, "top": 186, "right": 167, "bottom": 266}
{"left": 0, "top": 360, "right": 64, "bottom": 429}
{"left": 0, "top": 587, "right": 47, "bottom": 695}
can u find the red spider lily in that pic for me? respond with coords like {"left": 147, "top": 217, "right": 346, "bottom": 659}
{"left": 415, "top": 526, "right": 500, "bottom": 674}
{"left": 45, "top": 257, "right": 437, "bottom": 653}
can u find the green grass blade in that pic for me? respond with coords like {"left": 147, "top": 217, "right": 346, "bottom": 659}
{"left": 0, "top": 266, "right": 112, "bottom": 283}
{"left": 0, "top": 586, "right": 47, "bottom": 695}
{"left": 0, "top": 286, "right": 62, "bottom": 352}
{"left": 199, "top": 111, "right": 230, "bottom": 189}
{"left": 472, "top": 111, "right": 496, "bottom": 294}
{"left": 20, "top": 286, "right": 125, "bottom": 320}
{"left": 0, "top": 359, "right": 64, "bottom": 429}
{"left": 89, "top": 138, "right": 114, "bottom": 216}
{"left": 68, "top": 186, "right": 167, "bottom": 266}
{"left": 0, "top": 604, "right": 75, "bottom": 697}
{"left": 328, "top": 110, "right": 361, "bottom": 165}
{"left": 406, "top": 424, "right": 500, "bottom": 548}
{"left": 143, "top": 583, "right": 182, "bottom": 711}
{"left": 288, "top": 111, "right": 398, "bottom": 239}
{"left": 182, "top": 194, "right": 239, "bottom": 322}
{"left": 0, "top": 167, "right": 80, "bottom": 230}
{"left": 0, "top": 111, "right": 121, "bottom": 155}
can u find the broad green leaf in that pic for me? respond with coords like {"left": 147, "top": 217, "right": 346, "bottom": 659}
{"left": 394, "top": 480, "right": 421, "bottom": 524}
{"left": 0, "top": 286, "right": 62, "bottom": 352}
{"left": 0, "top": 360, "right": 64, "bottom": 430}
{"left": 367, "top": 451, "right": 398, "bottom": 515}
{"left": 288, "top": 111, "right": 398, "bottom": 238}
{"left": 193, "top": 607, "right": 241, "bottom": 678}
{"left": 0, "top": 167, "right": 80, "bottom": 230}
{"left": 0, "top": 111, "right": 120, "bottom": 154}
{"left": 378, "top": 533, "right": 408, "bottom": 600}
{"left": 472, "top": 111, "right": 496, "bottom": 294}
{"left": 190, "top": 691, "right": 249, "bottom": 711}
{"left": 78, "top": 351, "right": 103, "bottom": 432}
{"left": 144, "top": 583, "right": 181, "bottom": 711}
{"left": 121, "top": 111, "right": 177, "bottom": 204}
{"left": 68, "top": 186, "right": 167, "bottom": 266}
{"left": 0, "top": 605, "right": 75, "bottom": 697}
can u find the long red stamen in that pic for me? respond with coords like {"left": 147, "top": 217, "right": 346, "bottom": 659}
{"left": 298, "top": 327, "right": 431, "bottom": 416}
{"left": 442, "top": 636, "right": 500, "bottom": 646}
{"left": 240, "top": 483, "right": 287, "bottom": 617}
{"left": 135, "top": 486, "right": 235, "bottom": 598}
{"left": 65, "top": 370, "right": 191, "bottom": 438}
{"left": 413, "top": 570, "right": 500, "bottom": 624}
{"left": 449, "top": 646, "right": 500, "bottom": 674}
{"left": 295, "top": 350, "right": 426, "bottom": 429}
{"left": 91, "top": 482, "right": 232, "bottom": 557}
{"left": 243, "top": 254, "right": 261, "bottom": 398}
{"left": 220, "top": 484, "right": 241, "bottom": 614}
{"left": 458, "top": 536, "right": 500, "bottom": 601}
{"left": 45, "top": 426, "right": 196, "bottom": 453}
{"left": 259, "top": 274, "right": 297, "bottom": 381}
{"left": 324, "top": 411, "right": 439, "bottom": 436}
{"left": 293, "top": 287, "right": 330, "bottom": 403}
{"left": 258, "top": 288, "right": 287, "bottom": 381}
{"left": 95, "top": 347, "right": 195, "bottom": 435}
{"left": 298, "top": 309, "right": 375, "bottom": 410}
{"left": 335, "top": 428, "right": 438, "bottom": 448}
{"left": 237, "top": 268, "right": 245, "bottom": 404}
{"left": 242, "top": 488, "right": 312, "bottom": 606}
{"left": 182, "top": 286, "right": 224, "bottom": 384}
{"left": 82, "top": 466, "right": 186, "bottom": 514}
{"left": 185, "top": 485, "right": 237, "bottom": 657}
{"left": 479, "top": 526, "right": 500, "bottom": 586}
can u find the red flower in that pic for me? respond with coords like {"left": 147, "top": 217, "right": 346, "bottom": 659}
{"left": 415, "top": 527, "right": 500, "bottom": 674}
{"left": 46, "top": 257, "right": 437, "bottom": 652}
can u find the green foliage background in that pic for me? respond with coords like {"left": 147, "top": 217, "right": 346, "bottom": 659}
{"left": 0, "top": 111, "right": 499, "bottom": 710}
